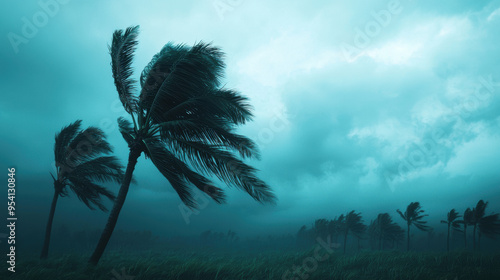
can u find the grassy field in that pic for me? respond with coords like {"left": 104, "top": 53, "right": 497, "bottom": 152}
{"left": 2, "top": 250, "right": 500, "bottom": 279}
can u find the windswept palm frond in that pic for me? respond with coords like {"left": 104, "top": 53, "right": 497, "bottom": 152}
{"left": 441, "top": 209, "right": 462, "bottom": 232}
{"left": 478, "top": 214, "right": 500, "bottom": 238}
{"left": 397, "top": 202, "right": 430, "bottom": 231}
{"left": 53, "top": 121, "right": 123, "bottom": 209}
{"left": 110, "top": 25, "right": 140, "bottom": 114}
{"left": 144, "top": 137, "right": 225, "bottom": 208}
{"left": 54, "top": 120, "right": 82, "bottom": 167}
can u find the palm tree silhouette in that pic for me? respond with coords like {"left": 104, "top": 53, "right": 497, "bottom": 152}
{"left": 342, "top": 211, "right": 366, "bottom": 254}
{"left": 440, "top": 209, "right": 462, "bottom": 252}
{"left": 471, "top": 200, "right": 500, "bottom": 251}
{"left": 40, "top": 120, "right": 124, "bottom": 259}
{"left": 397, "top": 202, "right": 431, "bottom": 251}
{"left": 460, "top": 208, "right": 473, "bottom": 249}
{"left": 370, "top": 213, "right": 404, "bottom": 250}
{"left": 471, "top": 200, "right": 487, "bottom": 251}
{"left": 89, "top": 26, "right": 275, "bottom": 265}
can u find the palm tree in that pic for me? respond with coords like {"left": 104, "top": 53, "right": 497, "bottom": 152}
{"left": 88, "top": 26, "right": 275, "bottom": 265}
{"left": 40, "top": 120, "right": 124, "bottom": 259}
{"left": 440, "top": 209, "right": 462, "bottom": 252}
{"left": 370, "top": 213, "right": 404, "bottom": 250}
{"left": 470, "top": 200, "right": 500, "bottom": 251}
{"left": 329, "top": 215, "right": 345, "bottom": 243}
{"left": 471, "top": 200, "right": 487, "bottom": 251}
{"left": 477, "top": 213, "right": 500, "bottom": 248}
{"left": 397, "top": 202, "right": 431, "bottom": 251}
{"left": 342, "top": 211, "right": 366, "bottom": 254}
{"left": 460, "top": 208, "right": 473, "bottom": 249}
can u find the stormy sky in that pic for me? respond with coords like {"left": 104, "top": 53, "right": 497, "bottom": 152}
{"left": 1, "top": 0, "right": 500, "bottom": 244}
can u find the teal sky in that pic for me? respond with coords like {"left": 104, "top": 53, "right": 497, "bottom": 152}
{"left": 1, "top": 0, "right": 500, "bottom": 240}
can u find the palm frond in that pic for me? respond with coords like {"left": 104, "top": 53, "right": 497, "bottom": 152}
{"left": 144, "top": 138, "right": 226, "bottom": 208}
{"left": 110, "top": 25, "right": 140, "bottom": 114}
{"left": 66, "top": 127, "right": 112, "bottom": 165}
{"left": 67, "top": 177, "right": 115, "bottom": 211}
{"left": 166, "top": 138, "right": 275, "bottom": 204}
{"left": 118, "top": 117, "right": 135, "bottom": 146}
{"left": 158, "top": 118, "right": 260, "bottom": 159}
{"left": 54, "top": 120, "right": 82, "bottom": 165}
{"left": 69, "top": 156, "right": 124, "bottom": 184}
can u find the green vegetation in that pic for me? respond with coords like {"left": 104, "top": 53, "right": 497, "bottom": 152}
{"left": 5, "top": 250, "right": 500, "bottom": 280}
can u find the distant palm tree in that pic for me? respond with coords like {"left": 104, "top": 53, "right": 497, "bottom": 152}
{"left": 397, "top": 202, "right": 431, "bottom": 251}
{"left": 460, "top": 208, "right": 473, "bottom": 249}
{"left": 477, "top": 213, "right": 500, "bottom": 248}
{"left": 313, "top": 219, "right": 329, "bottom": 241}
{"left": 329, "top": 215, "right": 345, "bottom": 243}
{"left": 40, "top": 120, "right": 124, "bottom": 259}
{"left": 470, "top": 200, "right": 500, "bottom": 251}
{"left": 342, "top": 211, "right": 366, "bottom": 254}
{"left": 89, "top": 26, "right": 275, "bottom": 265}
{"left": 471, "top": 200, "right": 487, "bottom": 251}
{"left": 440, "top": 209, "right": 462, "bottom": 252}
{"left": 370, "top": 213, "right": 404, "bottom": 250}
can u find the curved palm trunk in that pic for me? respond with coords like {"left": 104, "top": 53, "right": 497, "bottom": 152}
{"left": 446, "top": 224, "right": 450, "bottom": 252}
{"left": 89, "top": 149, "right": 141, "bottom": 265}
{"left": 40, "top": 191, "right": 59, "bottom": 259}
{"left": 407, "top": 224, "right": 410, "bottom": 251}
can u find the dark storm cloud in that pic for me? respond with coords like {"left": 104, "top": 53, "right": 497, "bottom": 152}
{"left": 1, "top": 0, "right": 500, "bottom": 241}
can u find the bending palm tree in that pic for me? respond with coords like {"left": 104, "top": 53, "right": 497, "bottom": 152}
{"left": 370, "top": 213, "right": 404, "bottom": 250}
{"left": 89, "top": 26, "right": 275, "bottom": 265}
{"left": 471, "top": 200, "right": 487, "bottom": 251}
{"left": 342, "top": 210, "right": 366, "bottom": 254}
{"left": 41, "top": 120, "right": 124, "bottom": 259}
{"left": 397, "top": 202, "right": 431, "bottom": 251}
{"left": 440, "top": 209, "right": 462, "bottom": 252}
{"left": 472, "top": 200, "right": 500, "bottom": 251}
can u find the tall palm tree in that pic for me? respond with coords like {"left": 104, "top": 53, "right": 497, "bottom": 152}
{"left": 397, "top": 202, "right": 431, "bottom": 251}
{"left": 471, "top": 200, "right": 500, "bottom": 251}
{"left": 329, "top": 215, "right": 345, "bottom": 243}
{"left": 89, "top": 26, "right": 275, "bottom": 265}
{"left": 471, "top": 200, "right": 487, "bottom": 251}
{"left": 342, "top": 211, "right": 366, "bottom": 254}
{"left": 477, "top": 213, "right": 500, "bottom": 248}
{"left": 440, "top": 209, "right": 462, "bottom": 252}
{"left": 460, "top": 208, "right": 473, "bottom": 249}
{"left": 40, "top": 120, "right": 124, "bottom": 259}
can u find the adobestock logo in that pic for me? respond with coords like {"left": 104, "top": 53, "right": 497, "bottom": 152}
{"left": 7, "top": 0, "right": 71, "bottom": 54}
{"left": 341, "top": 0, "right": 406, "bottom": 61}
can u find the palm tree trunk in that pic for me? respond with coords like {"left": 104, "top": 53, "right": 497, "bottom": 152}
{"left": 407, "top": 224, "right": 410, "bottom": 251}
{"left": 463, "top": 224, "right": 467, "bottom": 249}
{"left": 478, "top": 231, "right": 481, "bottom": 252}
{"left": 88, "top": 149, "right": 141, "bottom": 265}
{"left": 343, "top": 229, "right": 348, "bottom": 254}
{"left": 40, "top": 191, "right": 59, "bottom": 259}
{"left": 472, "top": 224, "right": 477, "bottom": 251}
{"left": 447, "top": 224, "right": 450, "bottom": 252}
